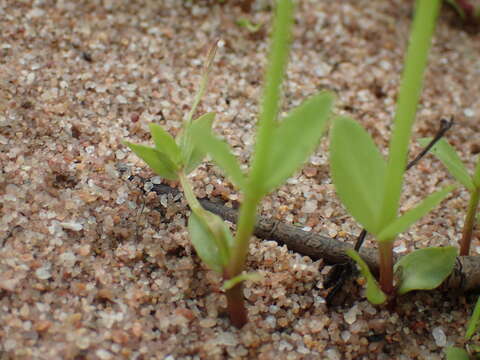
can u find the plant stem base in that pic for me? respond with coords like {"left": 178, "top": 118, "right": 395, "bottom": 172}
{"left": 225, "top": 283, "right": 248, "bottom": 328}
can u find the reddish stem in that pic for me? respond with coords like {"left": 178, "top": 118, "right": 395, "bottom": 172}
{"left": 379, "top": 241, "right": 394, "bottom": 296}
{"left": 225, "top": 282, "right": 248, "bottom": 328}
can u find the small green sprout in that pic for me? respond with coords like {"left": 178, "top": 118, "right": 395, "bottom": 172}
{"left": 124, "top": 41, "right": 259, "bottom": 322}
{"left": 330, "top": 0, "right": 456, "bottom": 302}
{"left": 236, "top": 18, "right": 263, "bottom": 32}
{"left": 418, "top": 137, "right": 480, "bottom": 256}
{"left": 444, "top": 0, "right": 480, "bottom": 22}
{"left": 192, "top": 0, "right": 334, "bottom": 327}
{"left": 446, "top": 296, "right": 480, "bottom": 359}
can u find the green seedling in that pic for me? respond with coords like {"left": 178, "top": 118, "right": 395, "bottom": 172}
{"left": 418, "top": 137, "right": 480, "bottom": 255}
{"left": 124, "top": 42, "right": 258, "bottom": 319}
{"left": 444, "top": 0, "right": 480, "bottom": 21}
{"left": 236, "top": 18, "right": 263, "bottom": 32}
{"left": 330, "top": 0, "right": 457, "bottom": 302}
{"left": 446, "top": 296, "right": 480, "bottom": 359}
{"left": 191, "top": 0, "right": 334, "bottom": 327}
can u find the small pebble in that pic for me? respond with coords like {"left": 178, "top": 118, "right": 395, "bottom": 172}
{"left": 35, "top": 267, "right": 51, "bottom": 280}
{"left": 432, "top": 327, "right": 447, "bottom": 347}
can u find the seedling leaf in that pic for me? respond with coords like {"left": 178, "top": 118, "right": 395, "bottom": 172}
{"left": 149, "top": 123, "right": 182, "bottom": 165}
{"left": 419, "top": 137, "right": 474, "bottom": 191}
{"left": 236, "top": 18, "right": 262, "bottom": 32}
{"left": 124, "top": 141, "right": 178, "bottom": 180}
{"left": 183, "top": 112, "right": 216, "bottom": 174}
{"left": 444, "top": 0, "right": 466, "bottom": 20}
{"left": 222, "top": 272, "right": 263, "bottom": 291}
{"left": 188, "top": 211, "right": 233, "bottom": 273}
{"left": 330, "top": 116, "right": 386, "bottom": 234}
{"left": 190, "top": 119, "right": 246, "bottom": 189}
{"left": 394, "top": 246, "right": 457, "bottom": 295}
{"left": 445, "top": 347, "right": 470, "bottom": 360}
{"left": 466, "top": 296, "right": 480, "bottom": 340}
{"left": 263, "top": 91, "right": 334, "bottom": 194}
{"left": 377, "top": 185, "right": 455, "bottom": 242}
{"left": 346, "top": 249, "right": 387, "bottom": 305}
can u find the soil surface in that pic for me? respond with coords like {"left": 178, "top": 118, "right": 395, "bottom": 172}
{"left": 2, "top": 0, "right": 480, "bottom": 359}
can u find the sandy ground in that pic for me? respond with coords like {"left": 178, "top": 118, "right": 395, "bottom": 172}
{"left": 2, "top": 0, "right": 480, "bottom": 359}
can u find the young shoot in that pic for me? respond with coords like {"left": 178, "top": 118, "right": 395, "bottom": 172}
{"left": 124, "top": 41, "right": 251, "bottom": 322}
{"left": 191, "top": 0, "right": 334, "bottom": 327}
{"left": 418, "top": 137, "right": 480, "bottom": 255}
{"left": 329, "top": 0, "right": 457, "bottom": 303}
{"left": 446, "top": 296, "right": 480, "bottom": 359}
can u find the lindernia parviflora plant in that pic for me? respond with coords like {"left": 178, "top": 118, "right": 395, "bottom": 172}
{"left": 126, "top": 0, "right": 334, "bottom": 328}
{"left": 189, "top": 0, "right": 334, "bottom": 327}
{"left": 329, "top": 0, "right": 457, "bottom": 304}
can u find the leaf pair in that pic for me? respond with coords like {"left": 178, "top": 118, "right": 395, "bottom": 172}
{"left": 347, "top": 246, "right": 457, "bottom": 304}
{"left": 124, "top": 113, "right": 215, "bottom": 180}
{"left": 191, "top": 92, "right": 334, "bottom": 196}
{"left": 330, "top": 116, "right": 454, "bottom": 240}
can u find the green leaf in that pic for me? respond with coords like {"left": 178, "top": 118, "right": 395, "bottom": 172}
{"left": 188, "top": 211, "right": 233, "bottom": 273}
{"left": 262, "top": 91, "right": 334, "bottom": 194}
{"left": 466, "top": 296, "right": 480, "bottom": 340}
{"left": 183, "top": 112, "right": 216, "bottom": 174}
{"left": 330, "top": 116, "right": 386, "bottom": 234}
{"left": 124, "top": 141, "right": 178, "bottom": 180}
{"left": 190, "top": 118, "right": 247, "bottom": 189}
{"left": 222, "top": 272, "right": 263, "bottom": 291}
{"left": 394, "top": 246, "right": 457, "bottom": 295}
{"left": 346, "top": 249, "right": 387, "bottom": 305}
{"left": 419, "top": 137, "right": 474, "bottom": 191}
{"left": 236, "top": 18, "right": 262, "bottom": 32}
{"left": 446, "top": 347, "right": 470, "bottom": 360}
{"left": 444, "top": 0, "right": 466, "bottom": 20}
{"left": 149, "top": 123, "right": 182, "bottom": 165}
{"left": 377, "top": 185, "right": 455, "bottom": 242}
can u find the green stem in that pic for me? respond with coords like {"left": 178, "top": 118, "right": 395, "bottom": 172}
{"left": 379, "top": 0, "right": 440, "bottom": 227}
{"left": 227, "top": 193, "right": 260, "bottom": 276}
{"left": 379, "top": 241, "right": 394, "bottom": 295}
{"left": 460, "top": 188, "right": 480, "bottom": 256}
{"left": 178, "top": 171, "right": 203, "bottom": 214}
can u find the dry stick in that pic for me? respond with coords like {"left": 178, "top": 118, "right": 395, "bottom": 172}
{"left": 132, "top": 179, "right": 480, "bottom": 293}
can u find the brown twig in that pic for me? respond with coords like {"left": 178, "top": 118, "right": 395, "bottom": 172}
{"left": 130, "top": 177, "right": 480, "bottom": 293}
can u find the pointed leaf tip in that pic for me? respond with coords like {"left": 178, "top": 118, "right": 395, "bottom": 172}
{"left": 263, "top": 91, "right": 334, "bottom": 194}
{"left": 419, "top": 137, "right": 474, "bottom": 191}
{"left": 190, "top": 116, "right": 246, "bottom": 190}
{"left": 124, "top": 141, "right": 178, "bottom": 180}
{"left": 148, "top": 123, "right": 182, "bottom": 165}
